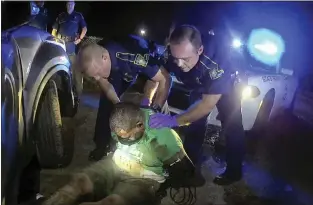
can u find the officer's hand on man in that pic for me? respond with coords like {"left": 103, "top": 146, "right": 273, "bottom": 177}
{"left": 149, "top": 113, "right": 178, "bottom": 129}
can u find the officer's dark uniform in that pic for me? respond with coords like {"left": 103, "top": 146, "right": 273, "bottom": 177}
{"left": 165, "top": 37, "right": 245, "bottom": 178}
{"left": 52, "top": 11, "right": 87, "bottom": 55}
{"left": 53, "top": 11, "right": 86, "bottom": 97}
{"left": 90, "top": 36, "right": 161, "bottom": 161}
{"left": 29, "top": 5, "right": 48, "bottom": 31}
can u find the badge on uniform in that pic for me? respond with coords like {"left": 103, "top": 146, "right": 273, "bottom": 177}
{"left": 209, "top": 67, "right": 224, "bottom": 80}
{"left": 134, "top": 54, "right": 149, "bottom": 67}
{"left": 116, "top": 52, "right": 149, "bottom": 67}
{"left": 200, "top": 56, "right": 224, "bottom": 80}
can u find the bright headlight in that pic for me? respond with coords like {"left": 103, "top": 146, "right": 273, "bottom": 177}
{"left": 242, "top": 86, "right": 252, "bottom": 98}
{"left": 242, "top": 86, "right": 260, "bottom": 99}
{"left": 232, "top": 38, "right": 243, "bottom": 48}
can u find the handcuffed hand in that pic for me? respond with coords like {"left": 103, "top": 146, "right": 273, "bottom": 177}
{"left": 149, "top": 113, "right": 178, "bottom": 129}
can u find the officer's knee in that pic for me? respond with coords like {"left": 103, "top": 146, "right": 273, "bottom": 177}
{"left": 98, "top": 194, "right": 126, "bottom": 205}
{"left": 69, "top": 173, "right": 94, "bottom": 195}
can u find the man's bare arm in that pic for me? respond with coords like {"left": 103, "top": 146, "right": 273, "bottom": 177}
{"left": 176, "top": 94, "right": 221, "bottom": 126}
{"left": 149, "top": 67, "right": 172, "bottom": 107}
{"left": 79, "top": 27, "right": 87, "bottom": 40}
{"left": 97, "top": 78, "right": 120, "bottom": 104}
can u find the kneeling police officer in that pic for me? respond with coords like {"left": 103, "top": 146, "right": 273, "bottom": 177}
{"left": 149, "top": 25, "right": 245, "bottom": 185}
{"left": 77, "top": 35, "right": 172, "bottom": 161}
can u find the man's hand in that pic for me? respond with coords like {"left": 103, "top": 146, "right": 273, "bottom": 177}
{"left": 149, "top": 113, "right": 178, "bottom": 129}
{"left": 74, "top": 38, "right": 82, "bottom": 45}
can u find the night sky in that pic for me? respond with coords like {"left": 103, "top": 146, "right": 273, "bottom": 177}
{"left": 2, "top": 1, "right": 313, "bottom": 77}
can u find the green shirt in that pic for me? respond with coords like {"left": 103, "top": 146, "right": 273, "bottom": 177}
{"left": 112, "top": 108, "right": 184, "bottom": 182}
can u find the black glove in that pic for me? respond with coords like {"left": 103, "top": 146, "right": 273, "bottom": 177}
{"left": 140, "top": 104, "right": 162, "bottom": 113}
{"left": 151, "top": 103, "right": 162, "bottom": 113}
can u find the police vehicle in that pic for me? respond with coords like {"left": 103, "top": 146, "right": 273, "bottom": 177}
{"left": 2, "top": 2, "right": 78, "bottom": 203}
{"left": 166, "top": 28, "right": 298, "bottom": 145}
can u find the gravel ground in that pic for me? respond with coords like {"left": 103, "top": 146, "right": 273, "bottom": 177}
{"left": 40, "top": 90, "right": 313, "bottom": 205}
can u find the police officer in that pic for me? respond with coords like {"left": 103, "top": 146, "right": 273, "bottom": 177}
{"left": 77, "top": 35, "right": 172, "bottom": 161}
{"left": 29, "top": 1, "right": 48, "bottom": 31}
{"left": 149, "top": 25, "right": 245, "bottom": 185}
{"left": 52, "top": 0, "right": 87, "bottom": 96}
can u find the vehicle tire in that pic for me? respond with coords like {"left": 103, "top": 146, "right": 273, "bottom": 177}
{"left": 35, "top": 80, "right": 74, "bottom": 169}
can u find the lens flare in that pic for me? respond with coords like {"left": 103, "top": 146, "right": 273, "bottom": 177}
{"left": 247, "top": 28, "right": 285, "bottom": 66}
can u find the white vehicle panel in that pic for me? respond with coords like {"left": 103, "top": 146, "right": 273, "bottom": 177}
{"left": 171, "top": 72, "right": 298, "bottom": 131}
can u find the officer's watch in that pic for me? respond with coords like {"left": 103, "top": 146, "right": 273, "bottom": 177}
{"left": 151, "top": 104, "right": 162, "bottom": 113}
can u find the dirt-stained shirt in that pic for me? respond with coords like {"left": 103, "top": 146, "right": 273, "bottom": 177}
{"left": 112, "top": 108, "right": 185, "bottom": 183}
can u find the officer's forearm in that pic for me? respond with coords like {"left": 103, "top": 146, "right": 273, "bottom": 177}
{"left": 79, "top": 27, "right": 87, "bottom": 39}
{"left": 175, "top": 102, "right": 211, "bottom": 126}
{"left": 154, "top": 76, "right": 171, "bottom": 107}
{"left": 175, "top": 94, "right": 221, "bottom": 126}
{"left": 52, "top": 29, "right": 57, "bottom": 37}
{"left": 143, "top": 80, "right": 158, "bottom": 104}
{"left": 98, "top": 78, "right": 120, "bottom": 104}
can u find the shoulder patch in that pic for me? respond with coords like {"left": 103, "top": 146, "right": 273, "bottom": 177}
{"left": 116, "top": 52, "right": 149, "bottom": 67}
{"left": 200, "top": 54, "right": 224, "bottom": 80}
{"left": 134, "top": 53, "right": 149, "bottom": 67}
{"left": 209, "top": 67, "right": 224, "bottom": 80}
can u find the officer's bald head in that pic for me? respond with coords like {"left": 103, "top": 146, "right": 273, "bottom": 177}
{"left": 77, "top": 43, "right": 111, "bottom": 80}
{"left": 170, "top": 25, "right": 202, "bottom": 50}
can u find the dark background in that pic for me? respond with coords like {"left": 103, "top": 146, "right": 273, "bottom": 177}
{"left": 2, "top": 1, "right": 313, "bottom": 80}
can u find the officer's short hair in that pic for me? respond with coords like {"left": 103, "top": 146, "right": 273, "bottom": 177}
{"left": 109, "top": 102, "right": 145, "bottom": 133}
{"left": 77, "top": 43, "right": 102, "bottom": 72}
{"left": 169, "top": 25, "right": 202, "bottom": 49}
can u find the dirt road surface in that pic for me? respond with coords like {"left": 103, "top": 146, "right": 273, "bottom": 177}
{"left": 40, "top": 91, "right": 313, "bottom": 205}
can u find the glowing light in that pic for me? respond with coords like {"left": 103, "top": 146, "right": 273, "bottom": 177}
{"left": 140, "top": 29, "right": 146, "bottom": 36}
{"left": 242, "top": 86, "right": 252, "bottom": 99}
{"left": 254, "top": 42, "right": 278, "bottom": 55}
{"left": 247, "top": 28, "right": 285, "bottom": 66}
{"left": 232, "top": 39, "right": 242, "bottom": 48}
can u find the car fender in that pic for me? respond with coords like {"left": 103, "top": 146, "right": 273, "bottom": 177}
{"left": 23, "top": 43, "right": 71, "bottom": 136}
{"left": 8, "top": 25, "right": 52, "bottom": 85}
{"left": 2, "top": 36, "right": 25, "bottom": 145}
{"left": 207, "top": 74, "right": 284, "bottom": 130}
{"left": 256, "top": 74, "right": 294, "bottom": 119}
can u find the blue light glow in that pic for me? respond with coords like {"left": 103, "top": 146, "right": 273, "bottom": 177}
{"left": 247, "top": 28, "right": 285, "bottom": 66}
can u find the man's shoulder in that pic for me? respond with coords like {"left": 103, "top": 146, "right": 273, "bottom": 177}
{"left": 73, "top": 11, "right": 84, "bottom": 19}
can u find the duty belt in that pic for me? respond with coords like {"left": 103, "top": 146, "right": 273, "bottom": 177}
{"left": 57, "top": 34, "right": 76, "bottom": 42}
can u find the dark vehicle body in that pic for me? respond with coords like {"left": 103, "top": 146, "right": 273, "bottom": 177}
{"left": 2, "top": 3, "right": 79, "bottom": 203}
